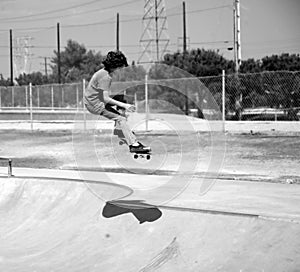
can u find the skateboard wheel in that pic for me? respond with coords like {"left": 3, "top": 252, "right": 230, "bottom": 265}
{"left": 134, "top": 154, "right": 138, "bottom": 159}
{"left": 146, "top": 154, "right": 151, "bottom": 160}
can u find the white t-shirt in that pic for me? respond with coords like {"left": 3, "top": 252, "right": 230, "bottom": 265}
{"left": 84, "top": 68, "right": 112, "bottom": 114}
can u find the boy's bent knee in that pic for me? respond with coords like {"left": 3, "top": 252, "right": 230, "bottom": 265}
{"left": 116, "top": 116, "right": 126, "bottom": 123}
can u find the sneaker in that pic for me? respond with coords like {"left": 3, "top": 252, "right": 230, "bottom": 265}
{"left": 129, "top": 142, "right": 151, "bottom": 153}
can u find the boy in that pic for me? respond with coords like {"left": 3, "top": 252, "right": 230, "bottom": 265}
{"left": 84, "top": 51, "right": 150, "bottom": 153}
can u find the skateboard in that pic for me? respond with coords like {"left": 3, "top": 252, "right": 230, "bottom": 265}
{"left": 131, "top": 149, "right": 152, "bottom": 160}
{"left": 114, "top": 128, "right": 151, "bottom": 160}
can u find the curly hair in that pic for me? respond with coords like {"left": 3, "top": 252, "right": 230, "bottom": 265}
{"left": 102, "top": 51, "right": 128, "bottom": 71}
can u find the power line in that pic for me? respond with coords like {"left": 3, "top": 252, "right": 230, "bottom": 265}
{"left": 244, "top": 37, "right": 300, "bottom": 45}
{"left": 62, "top": 17, "right": 115, "bottom": 28}
{"left": 0, "top": 0, "right": 105, "bottom": 22}
{"left": 0, "top": 26, "right": 55, "bottom": 33}
{"left": 0, "top": 0, "right": 140, "bottom": 24}
{"left": 0, "top": 3, "right": 231, "bottom": 30}
{"left": 190, "top": 40, "right": 232, "bottom": 45}
{"left": 7, "top": 31, "right": 296, "bottom": 53}
{"left": 168, "top": 4, "right": 232, "bottom": 17}
{"left": 0, "top": 40, "right": 235, "bottom": 50}
{"left": 53, "top": 5, "right": 232, "bottom": 29}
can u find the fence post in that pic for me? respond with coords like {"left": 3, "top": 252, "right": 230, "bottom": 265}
{"left": 25, "top": 85, "right": 28, "bottom": 110}
{"left": 37, "top": 86, "right": 40, "bottom": 108}
{"left": 51, "top": 85, "right": 54, "bottom": 110}
{"left": 83, "top": 79, "right": 86, "bottom": 131}
{"left": 76, "top": 84, "right": 79, "bottom": 111}
{"left": 29, "top": 83, "right": 33, "bottom": 131}
{"left": 12, "top": 86, "right": 14, "bottom": 107}
{"left": 145, "top": 73, "right": 149, "bottom": 131}
{"left": 8, "top": 159, "right": 12, "bottom": 177}
{"left": 134, "top": 91, "right": 138, "bottom": 112}
{"left": 222, "top": 70, "right": 226, "bottom": 131}
{"left": 62, "top": 85, "right": 64, "bottom": 108}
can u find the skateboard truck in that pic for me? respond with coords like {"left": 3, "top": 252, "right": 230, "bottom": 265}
{"left": 133, "top": 152, "right": 151, "bottom": 160}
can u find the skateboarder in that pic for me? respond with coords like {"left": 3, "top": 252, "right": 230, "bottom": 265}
{"left": 83, "top": 50, "right": 151, "bottom": 153}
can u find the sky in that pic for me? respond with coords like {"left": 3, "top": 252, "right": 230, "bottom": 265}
{"left": 0, "top": 0, "right": 299, "bottom": 78}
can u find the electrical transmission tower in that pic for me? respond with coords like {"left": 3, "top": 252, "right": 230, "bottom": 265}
{"left": 13, "top": 36, "right": 33, "bottom": 76}
{"left": 138, "top": 0, "right": 170, "bottom": 65}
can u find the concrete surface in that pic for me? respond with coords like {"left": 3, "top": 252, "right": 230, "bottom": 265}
{"left": 0, "top": 166, "right": 300, "bottom": 271}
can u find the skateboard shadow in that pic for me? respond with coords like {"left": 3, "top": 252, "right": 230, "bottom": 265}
{"left": 102, "top": 200, "right": 162, "bottom": 224}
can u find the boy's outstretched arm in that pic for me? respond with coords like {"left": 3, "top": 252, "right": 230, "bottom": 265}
{"left": 103, "top": 90, "right": 135, "bottom": 112}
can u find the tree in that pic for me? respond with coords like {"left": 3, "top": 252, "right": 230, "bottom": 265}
{"left": 15, "top": 72, "right": 49, "bottom": 86}
{"left": 163, "top": 48, "right": 234, "bottom": 77}
{"left": 81, "top": 50, "right": 103, "bottom": 81}
{"left": 261, "top": 53, "right": 300, "bottom": 71}
{"left": 0, "top": 74, "right": 10, "bottom": 86}
{"left": 51, "top": 39, "right": 104, "bottom": 83}
{"left": 240, "top": 58, "right": 261, "bottom": 73}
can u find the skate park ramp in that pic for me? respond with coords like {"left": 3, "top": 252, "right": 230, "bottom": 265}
{"left": 1, "top": 176, "right": 300, "bottom": 272}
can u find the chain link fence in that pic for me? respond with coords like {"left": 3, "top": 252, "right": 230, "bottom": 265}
{"left": 226, "top": 71, "right": 300, "bottom": 121}
{"left": 0, "top": 71, "right": 299, "bottom": 122}
{"left": 0, "top": 82, "right": 84, "bottom": 110}
{"left": 199, "top": 71, "right": 300, "bottom": 121}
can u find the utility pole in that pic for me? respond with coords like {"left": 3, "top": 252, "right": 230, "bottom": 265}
{"left": 183, "top": 1, "right": 187, "bottom": 54}
{"left": 233, "top": 0, "right": 241, "bottom": 73}
{"left": 57, "top": 22, "right": 61, "bottom": 84}
{"left": 9, "top": 29, "right": 13, "bottom": 86}
{"left": 236, "top": 0, "right": 241, "bottom": 70}
{"left": 116, "top": 13, "right": 119, "bottom": 51}
{"left": 154, "top": 0, "right": 159, "bottom": 61}
{"left": 233, "top": 3, "right": 236, "bottom": 71}
{"left": 44, "top": 57, "right": 48, "bottom": 78}
{"left": 38, "top": 56, "right": 50, "bottom": 77}
{"left": 183, "top": 1, "right": 189, "bottom": 115}
{"left": 233, "top": 0, "right": 242, "bottom": 120}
